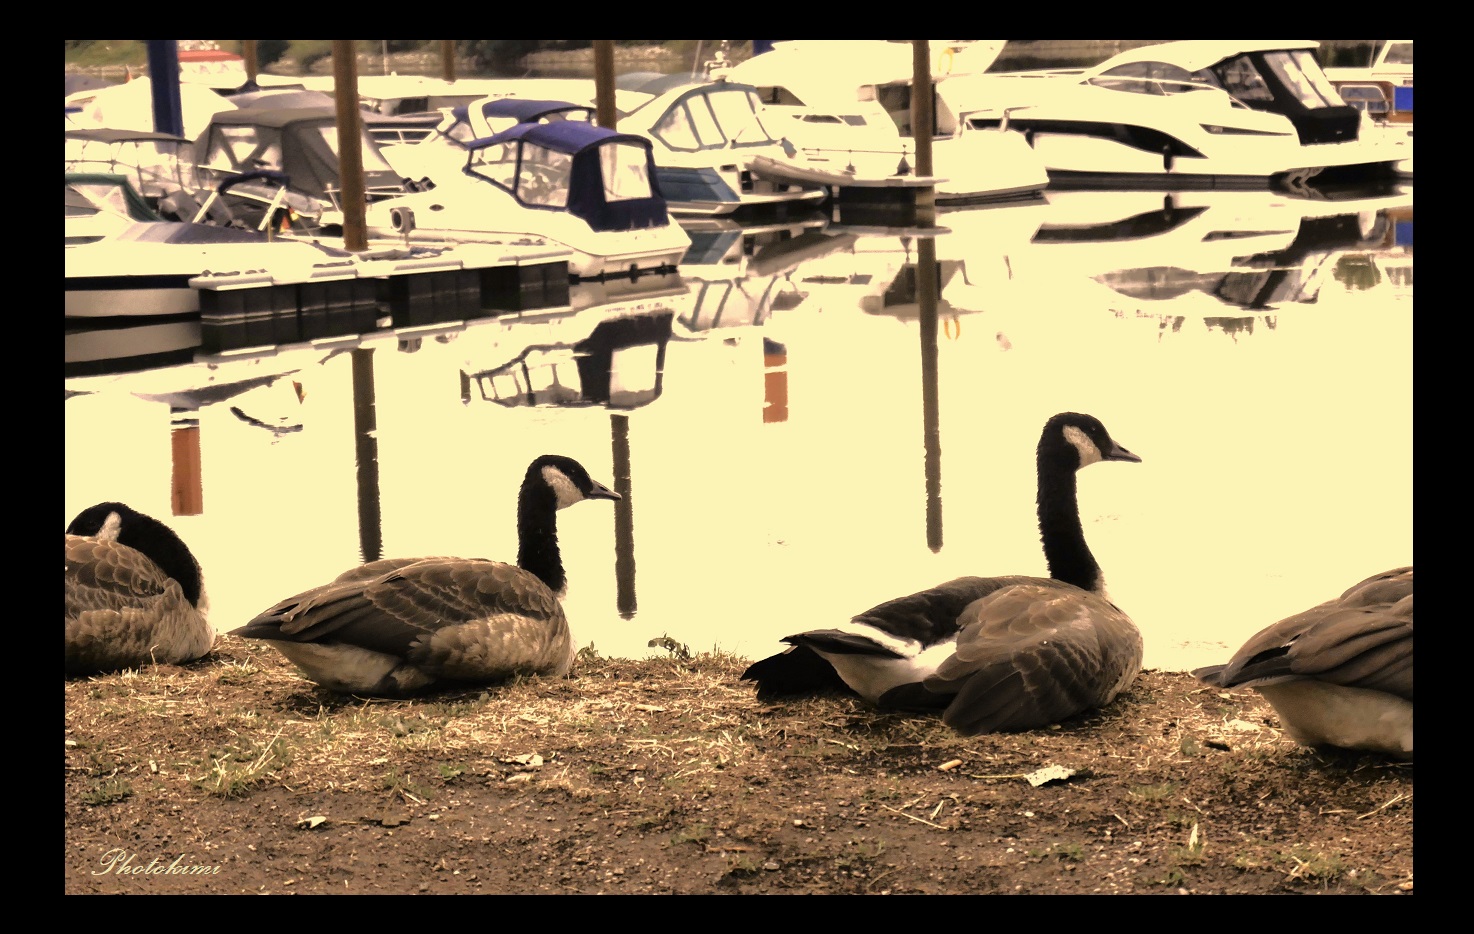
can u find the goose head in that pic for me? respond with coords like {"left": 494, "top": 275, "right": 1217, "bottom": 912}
{"left": 1039, "top": 412, "right": 1141, "bottom": 470}
{"left": 66, "top": 501, "right": 206, "bottom": 612}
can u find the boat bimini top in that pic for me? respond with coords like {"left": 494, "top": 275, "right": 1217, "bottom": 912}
{"left": 463, "top": 120, "right": 670, "bottom": 232}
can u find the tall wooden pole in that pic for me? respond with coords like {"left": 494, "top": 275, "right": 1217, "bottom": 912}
{"left": 332, "top": 40, "right": 369, "bottom": 252}
{"left": 911, "top": 40, "right": 937, "bottom": 226}
{"left": 242, "top": 40, "right": 259, "bottom": 83}
{"left": 594, "top": 40, "right": 617, "bottom": 129}
{"left": 441, "top": 40, "right": 456, "bottom": 81}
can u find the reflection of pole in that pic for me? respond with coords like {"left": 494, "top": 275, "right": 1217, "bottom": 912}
{"left": 170, "top": 408, "right": 204, "bottom": 516}
{"left": 919, "top": 233, "right": 942, "bottom": 553}
{"left": 352, "top": 348, "right": 383, "bottom": 564}
{"left": 763, "top": 338, "right": 789, "bottom": 424}
{"left": 610, "top": 414, "right": 637, "bottom": 618}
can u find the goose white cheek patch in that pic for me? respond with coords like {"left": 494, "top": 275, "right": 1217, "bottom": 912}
{"left": 1062, "top": 425, "right": 1103, "bottom": 466}
{"left": 542, "top": 466, "right": 583, "bottom": 509}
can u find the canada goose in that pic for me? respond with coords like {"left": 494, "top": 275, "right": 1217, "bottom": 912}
{"left": 65, "top": 502, "right": 214, "bottom": 674}
{"left": 1193, "top": 567, "right": 1412, "bottom": 759}
{"left": 232, "top": 454, "right": 620, "bottom": 696}
{"left": 742, "top": 412, "right": 1144, "bottom": 735}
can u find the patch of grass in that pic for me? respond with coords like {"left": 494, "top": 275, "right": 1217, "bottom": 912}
{"left": 215, "top": 660, "right": 260, "bottom": 685}
{"left": 726, "top": 854, "right": 760, "bottom": 875}
{"left": 1128, "top": 782, "right": 1178, "bottom": 801}
{"left": 647, "top": 635, "right": 692, "bottom": 660}
{"left": 438, "top": 762, "right": 467, "bottom": 783}
{"left": 380, "top": 767, "right": 432, "bottom": 801}
{"left": 194, "top": 733, "right": 292, "bottom": 798}
{"left": 576, "top": 643, "right": 603, "bottom": 665}
{"left": 1280, "top": 847, "right": 1346, "bottom": 885}
{"left": 1169, "top": 822, "right": 1206, "bottom": 866}
{"left": 671, "top": 822, "right": 712, "bottom": 846}
{"left": 81, "top": 777, "right": 134, "bottom": 807}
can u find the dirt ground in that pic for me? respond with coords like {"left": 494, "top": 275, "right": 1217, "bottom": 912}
{"left": 64, "top": 636, "right": 1412, "bottom": 895}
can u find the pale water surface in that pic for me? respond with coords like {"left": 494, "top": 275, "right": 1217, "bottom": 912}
{"left": 64, "top": 183, "right": 1413, "bottom": 673}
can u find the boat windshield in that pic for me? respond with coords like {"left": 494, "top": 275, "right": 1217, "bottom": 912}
{"left": 601, "top": 141, "right": 654, "bottom": 202}
{"left": 1202, "top": 55, "right": 1275, "bottom": 103}
{"left": 653, "top": 86, "right": 775, "bottom": 151}
{"left": 1262, "top": 50, "right": 1345, "bottom": 108}
{"left": 1382, "top": 41, "right": 1413, "bottom": 66}
{"left": 1087, "top": 61, "right": 1217, "bottom": 96}
{"left": 309, "top": 125, "right": 396, "bottom": 172}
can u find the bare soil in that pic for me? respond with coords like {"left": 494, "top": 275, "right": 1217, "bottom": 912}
{"left": 64, "top": 637, "right": 1412, "bottom": 895}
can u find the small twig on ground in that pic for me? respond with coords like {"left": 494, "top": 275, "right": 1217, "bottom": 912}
{"left": 879, "top": 803, "right": 946, "bottom": 830}
{"left": 1357, "top": 792, "right": 1406, "bottom": 820}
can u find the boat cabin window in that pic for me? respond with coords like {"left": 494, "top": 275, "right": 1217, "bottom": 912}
{"left": 308, "top": 124, "right": 396, "bottom": 172}
{"left": 516, "top": 142, "right": 573, "bottom": 208}
{"left": 1382, "top": 42, "right": 1413, "bottom": 66}
{"left": 1089, "top": 62, "right": 1209, "bottom": 96}
{"left": 1338, "top": 83, "right": 1392, "bottom": 117}
{"left": 467, "top": 141, "right": 518, "bottom": 189}
{"left": 1260, "top": 50, "right": 1344, "bottom": 108}
{"left": 1206, "top": 55, "right": 1276, "bottom": 103}
{"left": 600, "top": 141, "right": 654, "bottom": 202}
{"left": 753, "top": 85, "right": 806, "bottom": 107}
{"left": 205, "top": 126, "right": 282, "bottom": 173}
{"left": 653, "top": 87, "right": 774, "bottom": 151}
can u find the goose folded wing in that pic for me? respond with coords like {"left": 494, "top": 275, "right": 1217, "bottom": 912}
{"left": 236, "top": 558, "right": 563, "bottom": 660}
{"left": 915, "top": 583, "right": 1142, "bottom": 735}
{"left": 1228, "top": 604, "right": 1413, "bottom": 699}
{"left": 66, "top": 534, "right": 179, "bottom": 606}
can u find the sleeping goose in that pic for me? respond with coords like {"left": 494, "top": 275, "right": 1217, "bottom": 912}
{"left": 1193, "top": 567, "right": 1412, "bottom": 759}
{"left": 742, "top": 412, "right": 1144, "bottom": 735}
{"left": 65, "top": 502, "right": 214, "bottom": 674}
{"left": 232, "top": 454, "right": 619, "bottom": 696}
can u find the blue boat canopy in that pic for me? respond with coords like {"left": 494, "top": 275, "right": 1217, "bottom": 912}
{"left": 465, "top": 121, "right": 669, "bottom": 232}
{"left": 477, "top": 97, "right": 593, "bottom": 123}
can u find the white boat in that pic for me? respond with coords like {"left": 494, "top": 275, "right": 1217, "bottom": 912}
{"left": 64, "top": 127, "right": 198, "bottom": 217}
{"left": 191, "top": 104, "right": 414, "bottom": 233}
{"left": 724, "top": 40, "right": 1050, "bottom": 205}
{"left": 364, "top": 119, "right": 691, "bottom": 283}
{"left": 1325, "top": 40, "right": 1413, "bottom": 177}
{"left": 378, "top": 96, "right": 596, "bottom": 186}
{"left": 945, "top": 40, "right": 1407, "bottom": 190}
{"left": 608, "top": 73, "right": 830, "bottom": 217}
{"left": 65, "top": 172, "right": 356, "bottom": 322}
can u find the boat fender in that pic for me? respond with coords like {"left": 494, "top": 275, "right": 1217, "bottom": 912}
{"left": 1163, "top": 145, "right": 1175, "bottom": 172}
{"left": 391, "top": 207, "right": 416, "bottom": 235}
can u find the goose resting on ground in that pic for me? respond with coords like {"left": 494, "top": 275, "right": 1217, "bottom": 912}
{"left": 742, "top": 412, "right": 1144, "bottom": 735}
{"left": 232, "top": 454, "right": 619, "bottom": 696}
{"left": 1193, "top": 566, "right": 1412, "bottom": 759}
{"left": 66, "top": 502, "right": 214, "bottom": 674}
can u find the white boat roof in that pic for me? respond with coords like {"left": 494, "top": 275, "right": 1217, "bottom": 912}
{"left": 1086, "top": 40, "right": 1320, "bottom": 75}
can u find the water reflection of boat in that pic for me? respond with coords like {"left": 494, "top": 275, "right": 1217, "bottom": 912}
{"left": 1008, "top": 184, "right": 1409, "bottom": 327}
{"left": 674, "top": 216, "right": 842, "bottom": 337}
{"left": 462, "top": 306, "right": 675, "bottom": 410}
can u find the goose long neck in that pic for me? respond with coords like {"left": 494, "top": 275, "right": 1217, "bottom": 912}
{"left": 517, "top": 481, "right": 566, "bottom": 594}
{"left": 1037, "top": 460, "right": 1104, "bottom": 595}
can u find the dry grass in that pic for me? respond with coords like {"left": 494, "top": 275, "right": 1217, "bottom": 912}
{"left": 65, "top": 636, "right": 1412, "bottom": 895}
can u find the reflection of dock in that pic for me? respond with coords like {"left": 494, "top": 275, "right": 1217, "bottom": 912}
{"left": 67, "top": 240, "right": 576, "bottom": 378}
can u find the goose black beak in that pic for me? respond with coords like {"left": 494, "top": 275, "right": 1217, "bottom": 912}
{"left": 588, "top": 481, "right": 622, "bottom": 501}
{"left": 1106, "top": 443, "right": 1142, "bottom": 464}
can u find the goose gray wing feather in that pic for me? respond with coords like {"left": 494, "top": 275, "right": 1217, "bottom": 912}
{"left": 1195, "top": 584, "right": 1412, "bottom": 701}
{"left": 65, "top": 534, "right": 213, "bottom": 672}
{"left": 912, "top": 582, "right": 1143, "bottom": 735}
{"left": 235, "top": 557, "right": 570, "bottom": 682}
